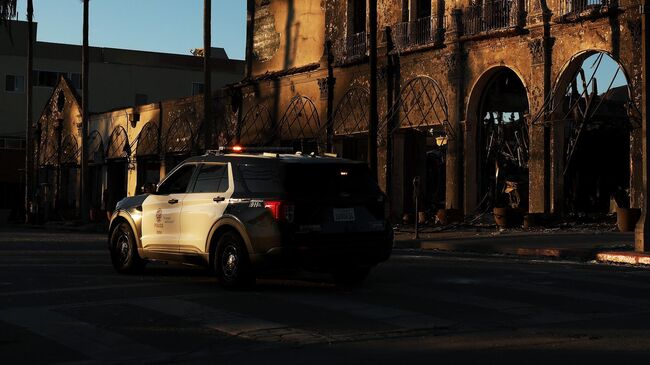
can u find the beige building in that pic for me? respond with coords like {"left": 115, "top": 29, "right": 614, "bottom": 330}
{"left": 1, "top": 20, "right": 244, "bottom": 218}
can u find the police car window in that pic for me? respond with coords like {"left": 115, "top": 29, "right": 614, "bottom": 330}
{"left": 284, "top": 163, "right": 379, "bottom": 196}
{"left": 158, "top": 164, "right": 196, "bottom": 195}
{"left": 238, "top": 164, "right": 282, "bottom": 194}
{"left": 193, "top": 164, "right": 229, "bottom": 193}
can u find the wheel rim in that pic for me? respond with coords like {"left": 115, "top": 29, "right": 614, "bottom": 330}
{"left": 221, "top": 244, "right": 239, "bottom": 280}
{"left": 116, "top": 231, "right": 131, "bottom": 266}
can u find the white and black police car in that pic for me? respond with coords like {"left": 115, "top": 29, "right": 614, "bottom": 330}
{"left": 109, "top": 147, "right": 393, "bottom": 288}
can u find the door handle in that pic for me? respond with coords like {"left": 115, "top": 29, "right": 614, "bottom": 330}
{"left": 213, "top": 197, "right": 226, "bottom": 203}
{"left": 168, "top": 198, "right": 179, "bottom": 204}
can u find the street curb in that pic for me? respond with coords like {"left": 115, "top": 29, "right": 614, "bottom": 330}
{"left": 596, "top": 251, "right": 650, "bottom": 266}
{"left": 395, "top": 239, "right": 608, "bottom": 261}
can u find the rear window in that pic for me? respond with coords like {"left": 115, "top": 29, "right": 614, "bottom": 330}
{"left": 284, "top": 163, "right": 379, "bottom": 196}
{"left": 237, "top": 163, "right": 283, "bottom": 194}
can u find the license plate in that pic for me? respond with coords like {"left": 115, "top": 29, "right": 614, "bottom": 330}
{"left": 333, "top": 208, "right": 355, "bottom": 222}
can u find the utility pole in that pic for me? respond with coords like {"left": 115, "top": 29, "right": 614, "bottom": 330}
{"left": 637, "top": 0, "right": 650, "bottom": 252}
{"left": 368, "top": 0, "right": 378, "bottom": 179}
{"left": 245, "top": 0, "right": 255, "bottom": 79}
{"left": 80, "top": 0, "right": 90, "bottom": 223}
{"left": 25, "top": 0, "right": 34, "bottom": 223}
{"left": 203, "top": 0, "right": 213, "bottom": 151}
{"left": 326, "top": 40, "right": 335, "bottom": 153}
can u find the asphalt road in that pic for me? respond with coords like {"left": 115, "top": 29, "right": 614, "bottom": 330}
{"left": 2, "top": 228, "right": 650, "bottom": 364}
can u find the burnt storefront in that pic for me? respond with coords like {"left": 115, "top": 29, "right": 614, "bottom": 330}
{"left": 231, "top": 0, "right": 643, "bottom": 224}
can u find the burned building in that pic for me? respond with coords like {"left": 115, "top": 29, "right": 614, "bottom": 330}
{"left": 230, "top": 0, "right": 643, "bottom": 221}
{"left": 35, "top": 76, "right": 236, "bottom": 221}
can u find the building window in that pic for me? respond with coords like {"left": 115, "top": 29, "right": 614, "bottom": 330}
{"left": 5, "top": 75, "right": 25, "bottom": 93}
{"left": 415, "top": 0, "right": 432, "bottom": 19}
{"left": 0, "top": 137, "right": 26, "bottom": 150}
{"left": 192, "top": 82, "right": 205, "bottom": 96}
{"left": 345, "top": 0, "right": 368, "bottom": 59}
{"left": 32, "top": 70, "right": 82, "bottom": 89}
{"left": 348, "top": 0, "right": 367, "bottom": 34}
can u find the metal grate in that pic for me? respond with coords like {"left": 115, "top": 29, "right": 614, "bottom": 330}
{"left": 87, "top": 131, "right": 105, "bottom": 164}
{"left": 236, "top": 103, "right": 273, "bottom": 146}
{"left": 135, "top": 122, "right": 160, "bottom": 157}
{"left": 39, "top": 120, "right": 59, "bottom": 166}
{"left": 274, "top": 96, "right": 323, "bottom": 151}
{"left": 164, "top": 112, "right": 196, "bottom": 154}
{"left": 345, "top": 31, "right": 367, "bottom": 60}
{"left": 388, "top": 76, "right": 453, "bottom": 139}
{"left": 392, "top": 16, "right": 444, "bottom": 51}
{"left": 60, "top": 135, "right": 80, "bottom": 166}
{"left": 331, "top": 87, "right": 370, "bottom": 136}
{"left": 462, "top": 0, "right": 520, "bottom": 36}
{"left": 107, "top": 126, "right": 130, "bottom": 159}
{"left": 557, "top": 0, "right": 612, "bottom": 18}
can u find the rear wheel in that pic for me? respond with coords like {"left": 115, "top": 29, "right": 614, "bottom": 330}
{"left": 215, "top": 231, "right": 255, "bottom": 289}
{"left": 110, "top": 222, "right": 145, "bottom": 274}
{"left": 332, "top": 266, "right": 371, "bottom": 287}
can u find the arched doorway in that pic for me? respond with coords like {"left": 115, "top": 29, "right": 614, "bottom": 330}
{"left": 469, "top": 67, "right": 530, "bottom": 214}
{"left": 551, "top": 51, "right": 635, "bottom": 216}
{"left": 274, "top": 96, "right": 323, "bottom": 153}
{"left": 59, "top": 135, "right": 80, "bottom": 218}
{"left": 237, "top": 103, "right": 273, "bottom": 146}
{"left": 135, "top": 122, "right": 161, "bottom": 190}
{"left": 331, "top": 87, "right": 370, "bottom": 162}
{"left": 106, "top": 126, "right": 129, "bottom": 212}
{"left": 390, "top": 76, "right": 451, "bottom": 221}
{"left": 164, "top": 115, "right": 194, "bottom": 171}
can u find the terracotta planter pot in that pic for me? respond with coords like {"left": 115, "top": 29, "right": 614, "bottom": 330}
{"left": 617, "top": 207, "right": 641, "bottom": 232}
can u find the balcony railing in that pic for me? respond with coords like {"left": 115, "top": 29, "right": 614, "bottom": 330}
{"left": 345, "top": 31, "right": 367, "bottom": 60}
{"left": 392, "top": 16, "right": 445, "bottom": 51}
{"left": 557, "top": 0, "right": 613, "bottom": 19}
{"left": 462, "top": 0, "right": 521, "bottom": 36}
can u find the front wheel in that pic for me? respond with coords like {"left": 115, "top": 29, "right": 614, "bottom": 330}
{"left": 110, "top": 222, "right": 145, "bottom": 274}
{"left": 214, "top": 231, "right": 255, "bottom": 289}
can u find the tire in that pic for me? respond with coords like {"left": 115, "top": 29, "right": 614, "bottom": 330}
{"left": 332, "top": 266, "right": 371, "bottom": 287}
{"left": 110, "top": 222, "right": 145, "bottom": 274}
{"left": 214, "top": 231, "right": 255, "bottom": 289}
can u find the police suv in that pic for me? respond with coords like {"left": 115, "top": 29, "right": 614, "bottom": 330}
{"left": 108, "top": 148, "right": 393, "bottom": 288}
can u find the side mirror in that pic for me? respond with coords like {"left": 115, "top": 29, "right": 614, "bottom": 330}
{"left": 141, "top": 183, "right": 157, "bottom": 195}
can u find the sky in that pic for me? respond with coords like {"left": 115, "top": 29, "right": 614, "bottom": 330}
{"left": 14, "top": 0, "right": 247, "bottom": 59}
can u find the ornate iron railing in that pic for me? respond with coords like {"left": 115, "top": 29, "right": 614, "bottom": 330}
{"left": 392, "top": 16, "right": 445, "bottom": 51}
{"left": 345, "top": 31, "right": 367, "bottom": 59}
{"left": 462, "top": 0, "right": 521, "bottom": 36}
{"left": 556, "top": 0, "right": 613, "bottom": 18}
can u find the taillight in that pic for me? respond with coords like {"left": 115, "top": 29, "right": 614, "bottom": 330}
{"left": 264, "top": 200, "right": 294, "bottom": 223}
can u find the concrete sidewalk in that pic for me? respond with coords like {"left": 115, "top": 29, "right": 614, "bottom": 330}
{"left": 394, "top": 226, "right": 635, "bottom": 262}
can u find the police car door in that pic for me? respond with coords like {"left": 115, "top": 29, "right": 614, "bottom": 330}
{"left": 141, "top": 163, "right": 197, "bottom": 252}
{"left": 179, "top": 163, "right": 233, "bottom": 254}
